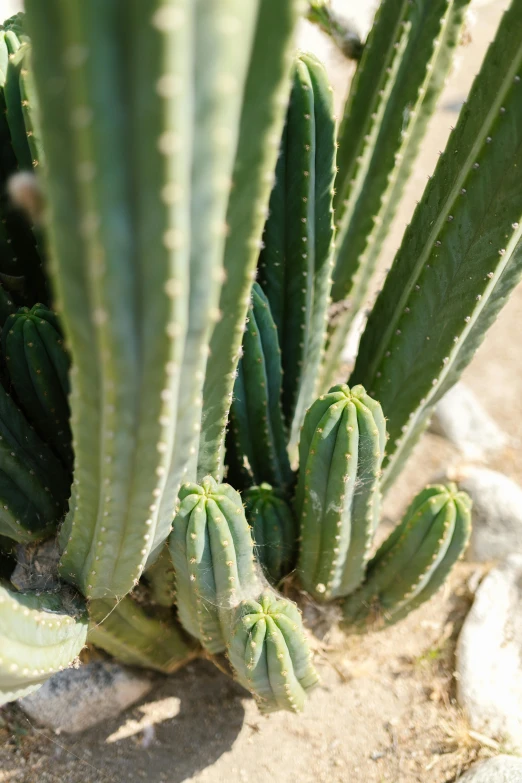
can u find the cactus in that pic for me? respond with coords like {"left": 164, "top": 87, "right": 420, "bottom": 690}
{"left": 322, "top": 0, "right": 470, "bottom": 387}
{"left": 258, "top": 52, "right": 336, "bottom": 451}
{"left": 351, "top": 0, "right": 522, "bottom": 489}
{"left": 342, "top": 484, "right": 471, "bottom": 630}
{"left": 295, "top": 384, "right": 386, "bottom": 601}
{"left": 88, "top": 594, "right": 197, "bottom": 674}
{"left": 227, "top": 590, "right": 319, "bottom": 713}
{"left": 197, "top": 0, "right": 303, "bottom": 480}
{"left": 0, "top": 382, "right": 69, "bottom": 543}
{"left": 0, "top": 582, "right": 87, "bottom": 705}
{"left": 227, "top": 283, "right": 292, "bottom": 492}
{"left": 170, "top": 476, "right": 260, "bottom": 654}
{"left": 3, "top": 304, "right": 72, "bottom": 470}
{"left": 243, "top": 483, "right": 297, "bottom": 585}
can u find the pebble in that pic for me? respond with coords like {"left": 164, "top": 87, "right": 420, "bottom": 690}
{"left": 431, "top": 382, "right": 508, "bottom": 461}
{"left": 456, "top": 555, "right": 522, "bottom": 751}
{"left": 456, "top": 755, "right": 522, "bottom": 781}
{"left": 451, "top": 466, "right": 522, "bottom": 562}
{"left": 19, "top": 661, "right": 154, "bottom": 734}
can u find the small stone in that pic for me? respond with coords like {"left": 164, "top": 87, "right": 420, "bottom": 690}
{"left": 19, "top": 662, "right": 153, "bottom": 733}
{"left": 456, "top": 555, "right": 522, "bottom": 751}
{"left": 456, "top": 755, "right": 522, "bottom": 781}
{"left": 453, "top": 466, "right": 522, "bottom": 562}
{"left": 431, "top": 383, "right": 508, "bottom": 461}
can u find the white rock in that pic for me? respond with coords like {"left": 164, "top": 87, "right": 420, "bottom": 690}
{"left": 457, "top": 755, "right": 522, "bottom": 782}
{"left": 452, "top": 466, "right": 522, "bottom": 562}
{"left": 431, "top": 383, "right": 508, "bottom": 461}
{"left": 457, "top": 555, "right": 522, "bottom": 751}
{"left": 19, "top": 661, "right": 153, "bottom": 734}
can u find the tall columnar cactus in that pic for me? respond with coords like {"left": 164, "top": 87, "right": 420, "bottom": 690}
{"left": 0, "top": 582, "right": 87, "bottom": 705}
{"left": 258, "top": 51, "right": 336, "bottom": 451}
{"left": 197, "top": 0, "right": 304, "bottom": 480}
{"left": 0, "top": 382, "right": 69, "bottom": 543}
{"left": 25, "top": 0, "right": 275, "bottom": 600}
{"left": 227, "top": 590, "right": 319, "bottom": 713}
{"left": 227, "top": 283, "right": 292, "bottom": 492}
{"left": 306, "top": 1, "right": 363, "bottom": 61}
{"left": 342, "top": 484, "right": 472, "bottom": 630}
{"left": 295, "top": 384, "right": 386, "bottom": 601}
{"left": 3, "top": 303, "right": 72, "bottom": 470}
{"left": 351, "top": 0, "right": 522, "bottom": 489}
{"left": 243, "top": 483, "right": 297, "bottom": 585}
{"left": 322, "top": 0, "right": 471, "bottom": 386}
{"left": 170, "top": 477, "right": 260, "bottom": 654}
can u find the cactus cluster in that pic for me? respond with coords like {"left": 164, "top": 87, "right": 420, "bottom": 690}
{"left": 0, "top": 0, "right": 520, "bottom": 719}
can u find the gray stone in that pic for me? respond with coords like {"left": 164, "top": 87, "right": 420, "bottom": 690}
{"left": 457, "top": 555, "right": 522, "bottom": 751}
{"left": 19, "top": 661, "right": 153, "bottom": 734}
{"left": 452, "top": 466, "right": 522, "bottom": 562}
{"left": 431, "top": 383, "right": 508, "bottom": 461}
{"left": 457, "top": 755, "right": 522, "bottom": 782}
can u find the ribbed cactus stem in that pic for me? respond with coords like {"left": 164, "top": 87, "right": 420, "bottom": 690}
{"left": 226, "top": 589, "right": 319, "bottom": 713}
{"left": 0, "top": 582, "right": 87, "bottom": 705}
{"left": 342, "top": 484, "right": 471, "bottom": 630}
{"left": 243, "top": 483, "right": 297, "bottom": 585}
{"left": 296, "top": 384, "right": 386, "bottom": 601}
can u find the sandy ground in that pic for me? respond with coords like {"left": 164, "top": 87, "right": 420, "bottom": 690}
{"left": 1, "top": 2, "right": 520, "bottom": 782}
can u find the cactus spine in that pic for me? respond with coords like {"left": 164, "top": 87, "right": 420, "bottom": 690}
{"left": 295, "top": 384, "right": 385, "bottom": 601}
{"left": 351, "top": 0, "right": 522, "bottom": 489}
{"left": 0, "top": 582, "right": 87, "bottom": 705}
{"left": 243, "top": 483, "right": 297, "bottom": 585}
{"left": 342, "top": 484, "right": 471, "bottom": 630}
{"left": 258, "top": 51, "right": 336, "bottom": 451}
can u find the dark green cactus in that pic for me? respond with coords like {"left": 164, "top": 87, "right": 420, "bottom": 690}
{"left": 0, "top": 285, "right": 15, "bottom": 326}
{"left": 170, "top": 476, "right": 260, "bottom": 654}
{"left": 0, "top": 383, "right": 70, "bottom": 543}
{"left": 258, "top": 51, "right": 336, "bottom": 451}
{"left": 3, "top": 304, "right": 72, "bottom": 470}
{"left": 323, "top": 0, "right": 470, "bottom": 386}
{"left": 198, "top": 0, "right": 304, "bottom": 481}
{"left": 351, "top": 0, "right": 522, "bottom": 490}
{"left": 243, "top": 483, "right": 297, "bottom": 585}
{"left": 227, "top": 589, "right": 318, "bottom": 713}
{"left": 227, "top": 283, "right": 292, "bottom": 492}
{"left": 0, "top": 582, "right": 87, "bottom": 705}
{"left": 342, "top": 484, "right": 471, "bottom": 630}
{"left": 295, "top": 384, "right": 386, "bottom": 601}
{"left": 88, "top": 594, "right": 197, "bottom": 674}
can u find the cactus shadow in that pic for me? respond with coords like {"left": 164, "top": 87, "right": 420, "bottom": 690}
{"left": 48, "top": 659, "right": 248, "bottom": 783}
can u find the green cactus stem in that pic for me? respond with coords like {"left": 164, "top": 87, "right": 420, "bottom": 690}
{"left": 342, "top": 484, "right": 471, "bottom": 630}
{"left": 143, "top": 543, "right": 176, "bottom": 608}
{"left": 3, "top": 304, "right": 72, "bottom": 470}
{"left": 226, "top": 589, "right": 319, "bottom": 713}
{"left": 258, "top": 52, "right": 336, "bottom": 452}
{"left": 197, "top": 0, "right": 303, "bottom": 481}
{"left": 350, "top": 0, "right": 522, "bottom": 490}
{"left": 0, "top": 382, "right": 70, "bottom": 543}
{"left": 227, "top": 283, "right": 292, "bottom": 492}
{"left": 25, "top": 1, "right": 267, "bottom": 599}
{"left": 88, "top": 594, "right": 198, "bottom": 674}
{"left": 243, "top": 483, "right": 297, "bottom": 585}
{"left": 295, "top": 384, "right": 386, "bottom": 601}
{"left": 170, "top": 476, "right": 260, "bottom": 654}
{"left": 323, "top": 0, "right": 470, "bottom": 388}
{"left": 0, "top": 582, "right": 87, "bottom": 705}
